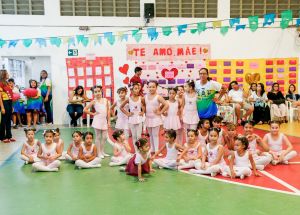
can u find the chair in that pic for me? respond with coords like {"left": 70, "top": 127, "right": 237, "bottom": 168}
{"left": 287, "top": 101, "right": 299, "bottom": 122}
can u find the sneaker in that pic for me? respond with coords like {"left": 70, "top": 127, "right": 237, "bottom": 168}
{"left": 103, "top": 153, "right": 110, "bottom": 157}
{"left": 119, "top": 167, "right": 126, "bottom": 172}
{"left": 211, "top": 172, "right": 217, "bottom": 177}
{"left": 240, "top": 174, "right": 245, "bottom": 180}
{"left": 283, "top": 160, "right": 289, "bottom": 165}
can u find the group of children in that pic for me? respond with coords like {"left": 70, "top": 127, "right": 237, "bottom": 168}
{"left": 20, "top": 119, "right": 297, "bottom": 182}
{"left": 20, "top": 81, "right": 298, "bottom": 182}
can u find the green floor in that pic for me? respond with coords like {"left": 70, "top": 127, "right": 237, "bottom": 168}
{"left": 0, "top": 128, "right": 299, "bottom": 215}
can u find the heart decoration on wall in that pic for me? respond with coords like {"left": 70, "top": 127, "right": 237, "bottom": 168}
{"left": 245, "top": 72, "right": 260, "bottom": 84}
{"left": 161, "top": 68, "right": 178, "bottom": 81}
{"left": 119, "top": 64, "right": 129, "bottom": 75}
{"left": 123, "top": 77, "right": 129, "bottom": 84}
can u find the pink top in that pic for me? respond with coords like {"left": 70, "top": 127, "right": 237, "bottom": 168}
{"left": 145, "top": 94, "right": 162, "bottom": 127}
{"left": 163, "top": 100, "right": 181, "bottom": 130}
{"left": 128, "top": 96, "right": 143, "bottom": 124}
{"left": 183, "top": 94, "right": 199, "bottom": 124}
{"left": 24, "top": 139, "right": 40, "bottom": 156}
{"left": 92, "top": 98, "right": 108, "bottom": 130}
{"left": 115, "top": 99, "right": 129, "bottom": 129}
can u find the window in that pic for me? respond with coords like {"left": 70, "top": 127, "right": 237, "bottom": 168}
{"left": 156, "top": 0, "right": 218, "bottom": 18}
{"left": 0, "top": 0, "right": 44, "bottom": 15}
{"left": 231, "top": 0, "right": 300, "bottom": 18}
{"left": 60, "top": 0, "right": 140, "bottom": 17}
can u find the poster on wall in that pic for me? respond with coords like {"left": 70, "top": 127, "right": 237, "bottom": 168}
{"left": 206, "top": 58, "right": 298, "bottom": 93}
{"left": 66, "top": 57, "right": 115, "bottom": 102}
{"left": 126, "top": 44, "right": 210, "bottom": 95}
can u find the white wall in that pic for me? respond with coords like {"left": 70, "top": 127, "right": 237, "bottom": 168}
{"left": 0, "top": 0, "right": 299, "bottom": 124}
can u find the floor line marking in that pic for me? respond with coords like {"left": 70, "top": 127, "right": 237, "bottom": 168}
{"left": 289, "top": 162, "right": 300, "bottom": 164}
{"left": 260, "top": 170, "right": 300, "bottom": 194}
{"left": 181, "top": 171, "right": 300, "bottom": 196}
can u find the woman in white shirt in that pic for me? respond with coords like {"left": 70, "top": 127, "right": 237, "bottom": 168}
{"left": 228, "top": 81, "right": 254, "bottom": 124}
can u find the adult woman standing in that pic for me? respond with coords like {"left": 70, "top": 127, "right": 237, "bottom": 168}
{"left": 66, "top": 85, "right": 89, "bottom": 126}
{"left": 195, "top": 68, "right": 222, "bottom": 120}
{"left": 39, "top": 70, "right": 53, "bottom": 124}
{"left": 252, "top": 83, "right": 270, "bottom": 124}
{"left": 0, "top": 69, "right": 16, "bottom": 143}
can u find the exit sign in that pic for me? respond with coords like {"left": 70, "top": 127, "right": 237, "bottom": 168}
{"left": 68, "top": 49, "right": 78, "bottom": 56}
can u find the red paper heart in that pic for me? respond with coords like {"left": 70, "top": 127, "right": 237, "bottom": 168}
{"left": 119, "top": 64, "right": 129, "bottom": 75}
{"left": 123, "top": 77, "right": 129, "bottom": 84}
{"left": 161, "top": 68, "right": 178, "bottom": 81}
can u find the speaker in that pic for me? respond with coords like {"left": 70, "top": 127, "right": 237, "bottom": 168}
{"left": 144, "top": 3, "right": 154, "bottom": 18}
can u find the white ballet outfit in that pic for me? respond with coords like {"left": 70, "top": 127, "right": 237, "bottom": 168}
{"left": 153, "top": 142, "right": 179, "bottom": 170}
{"left": 128, "top": 96, "right": 144, "bottom": 147}
{"left": 56, "top": 138, "right": 66, "bottom": 160}
{"left": 198, "top": 131, "right": 208, "bottom": 153}
{"left": 183, "top": 94, "right": 199, "bottom": 129}
{"left": 248, "top": 138, "right": 272, "bottom": 170}
{"left": 192, "top": 143, "right": 226, "bottom": 175}
{"left": 32, "top": 142, "right": 61, "bottom": 172}
{"left": 266, "top": 133, "right": 297, "bottom": 163}
{"left": 92, "top": 99, "right": 108, "bottom": 130}
{"left": 110, "top": 142, "right": 133, "bottom": 166}
{"left": 115, "top": 99, "right": 129, "bottom": 131}
{"left": 222, "top": 151, "right": 252, "bottom": 178}
{"left": 65, "top": 142, "right": 82, "bottom": 161}
{"left": 75, "top": 144, "right": 101, "bottom": 168}
{"left": 178, "top": 143, "right": 201, "bottom": 169}
{"left": 21, "top": 139, "right": 41, "bottom": 163}
{"left": 145, "top": 95, "right": 162, "bottom": 152}
{"left": 163, "top": 100, "right": 181, "bottom": 130}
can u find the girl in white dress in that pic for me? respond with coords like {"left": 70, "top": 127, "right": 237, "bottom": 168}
{"left": 163, "top": 88, "right": 181, "bottom": 133}
{"left": 110, "top": 129, "right": 133, "bottom": 166}
{"left": 152, "top": 129, "right": 184, "bottom": 170}
{"left": 65, "top": 131, "right": 83, "bottom": 162}
{"left": 21, "top": 128, "right": 41, "bottom": 164}
{"left": 32, "top": 130, "right": 61, "bottom": 172}
{"left": 75, "top": 132, "right": 101, "bottom": 169}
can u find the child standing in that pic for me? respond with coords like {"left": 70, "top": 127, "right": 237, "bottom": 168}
{"left": 84, "top": 85, "right": 110, "bottom": 158}
{"left": 152, "top": 129, "right": 183, "bottom": 170}
{"left": 75, "top": 132, "right": 101, "bottom": 169}
{"left": 175, "top": 85, "right": 185, "bottom": 145}
{"left": 144, "top": 81, "right": 168, "bottom": 153}
{"left": 120, "top": 82, "right": 145, "bottom": 148}
{"left": 21, "top": 128, "right": 41, "bottom": 164}
{"left": 190, "top": 128, "right": 226, "bottom": 176}
{"left": 262, "top": 121, "right": 297, "bottom": 165}
{"left": 65, "top": 131, "right": 83, "bottom": 162}
{"left": 182, "top": 80, "right": 200, "bottom": 133}
{"left": 177, "top": 129, "right": 202, "bottom": 170}
{"left": 124, "top": 138, "right": 154, "bottom": 182}
{"left": 110, "top": 129, "right": 133, "bottom": 166}
{"left": 111, "top": 87, "right": 129, "bottom": 139}
{"left": 163, "top": 88, "right": 181, "bottom": 133}
{"left": 32, "top": 130, "right": 61, "bottom": 172}
{"left": 242, "top": 121, "right": 272, "bottom": 170}
{"left": 25, "top": 79, "right": 43, "bottom": 129}
{"left": 222, "top": 136, "right": 260, "bottom": 179}
{"left": 8, "top": 79, "right": 24, "bottom": 128}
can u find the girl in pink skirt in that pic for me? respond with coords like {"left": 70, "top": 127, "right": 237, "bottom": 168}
{"left": 111, "top": 87, "right": 129, "bottom": 139}
{"left": 182, "top": 80, "right": 200, "bottom": 133}
{"left": 124, "top": 138, "right": 155, "bottom": 182}
{"left": 145, "top": 81, "right": 168, "bottom": 153}
{"left": 120, "top": 83, "right": 145, "bottom": 148}
{"left": 163, "top": 88, "right": 181, "bottom": 134}
{"left": 84, "top": 85, "right": 111, "bottom": 159}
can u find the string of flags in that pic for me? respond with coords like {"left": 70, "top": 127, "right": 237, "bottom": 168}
{"left": 0, "top": 10, "right": 299, "bottom": 49}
